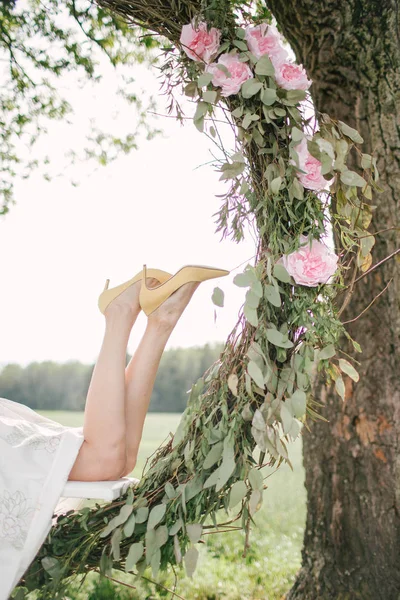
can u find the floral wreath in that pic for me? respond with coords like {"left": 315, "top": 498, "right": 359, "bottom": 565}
{"left": 18, "top": 14, "right": 380, "bottom": 599}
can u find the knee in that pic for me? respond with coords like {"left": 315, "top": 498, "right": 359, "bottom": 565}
{"left": 98, "top": 445, "right": 127, "bottom": 481}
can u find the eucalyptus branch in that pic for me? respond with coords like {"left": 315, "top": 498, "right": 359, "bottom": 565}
{"left": 342, "top": 278, "right": 393, "bottom": 325}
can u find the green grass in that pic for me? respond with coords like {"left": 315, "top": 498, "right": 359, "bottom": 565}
{"left": 38, "top": 411, "right": 306, "bottom": 600}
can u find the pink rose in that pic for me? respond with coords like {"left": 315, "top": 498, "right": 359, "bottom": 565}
{"left": 245, "top": 23, "right": 288, "bottom": 64}
{"left": 206, "top": 53, "right": 253, "bottom": 97}
{"left": 280, "top": 236, "right": 338, "bottom": 287}
{"left": 274, "top": 61, "right": 312, "bottom": 90}
{"left": 294, "top": 138, "right": 329, "bottom": 191}
{"left": 180, "top": 21, "right": 221, "bottom": 63}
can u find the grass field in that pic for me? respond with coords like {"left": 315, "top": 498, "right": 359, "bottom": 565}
{"left": 38, "top": 411, "right": 306, "bottom": 600}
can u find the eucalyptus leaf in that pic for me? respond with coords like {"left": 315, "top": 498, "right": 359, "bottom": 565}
{"left": 229, "top": 480, "right": 248, "bottom": 508}
{"left": 186, "top": 523, "right": 203, "bottom": 543}
{"left": 123, "top": 513, "right": 136, "bottom": 538}
{"left": 245, "top": 288, "right": 260, "bottom": 309}
{"left": 280, "top": 402, "right": 293, "bottom": 434}
{"left": 248, "top": 468, "right": 263, "bottom": 490}
{"left": 339, "top": 359, "right": 360, "bottom": 382}
{"left": 264, "top": 284, "right": 281, "bottom": 307}
{"left": 291, "top": 389, "right": 307, "bottom": 418}
{"left": 255, "top": 55, "right": 274, "bottom": 76}
{"left": 111, "top": 528, "right": 122, "bottom": 561}
{"left": 318, "top": 344, "right": 336, "bottom": 360}
{"left": 261, "top": 87, "right": 277, "bottom": 105}
{"left": 247, "top": 360, "right": 265, "bottom": 389}
{"left": 266, "top": 329, "right": 293, "bottom": 348}
{"left": 244, "top": 304, "right": 258, "bottom": 327}
{"left": 197, "top": 72, "right": 213, "bottom": 87}
{"left": 216, "top": 455, "right": 236, "bottom": 491}
{"left": 203, "top": 441, "right": 223, "bottom": 469}
{"left": 233, "top": 271, "right": 255, "bottom": 287}
{"left": 227, "top": 373, "right": 239, "bottom": 396}
{"left": 273, "top": 263, "right": 291, "bottom": 283}
{"left": 340, "top": 169, "right": 367, "bottom": 187}
{"left": 135, "top": 506, "right": 149, "bottom": 524}
{"left": 241, "top": 78, "right": 263, "bottom": 98}
{"left": 184, "top": 547, "right": 199, "bottom": 577}
{"left": 335, "top": 376, "right": 346, "bottom": 400}
{"left": 211, "top": 286, "right": 224, "bottom": 307}
{"left": 169, "top": 518, "right": 183, "bottom": 536}
{"left": 248, "top": 489, "right": 262, "bottom": 516}
{"left": 147, "top": 504, "right": 166, "bottom": 530}
{"left": 338, "top": 120, "right": 364, "bottom": 143}
{"left": 125, "top": 542, "right": 144, "bottom": 572}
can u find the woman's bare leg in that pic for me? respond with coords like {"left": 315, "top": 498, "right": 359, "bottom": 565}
{"left": 122, "top": 282, "right": 200, "bottom": 475}
{"left": 68, "top": 282, "right": 143, "bottom": 481}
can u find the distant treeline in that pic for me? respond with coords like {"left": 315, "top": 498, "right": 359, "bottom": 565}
{"left": 0, "top": 343, "right": 223, "bottom": 413}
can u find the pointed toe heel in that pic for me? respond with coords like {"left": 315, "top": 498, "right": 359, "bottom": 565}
{"left": 139, "top": 264, "right": 230, "bottom": 316}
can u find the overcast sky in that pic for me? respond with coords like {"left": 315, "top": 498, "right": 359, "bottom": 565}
{"left": 0, "top": 51, "right": 256, "bottom": 366}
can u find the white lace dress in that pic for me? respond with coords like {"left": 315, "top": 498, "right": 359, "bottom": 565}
{"left": 0, "top": 398, "right": 84, "bottom": 599}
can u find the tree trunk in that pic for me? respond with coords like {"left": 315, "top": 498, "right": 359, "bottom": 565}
{"left": 265, "top": 1, "right": 400, "bottom": 598}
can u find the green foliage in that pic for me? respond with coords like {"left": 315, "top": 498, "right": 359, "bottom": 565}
{"left": 0, "top": 0, "right": 161, "bottom": 214}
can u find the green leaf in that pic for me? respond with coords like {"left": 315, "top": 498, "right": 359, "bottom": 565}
{"left": 147, "top": 504, "right": 166, "bottom": 530}
{"left": 229, "top": 480, "right": 248, "bottom": 508}
{"left": 260, "top": 88, "right": 277, "bottom": 106}
{"left": 184, "top": 547, "right": 199, "bottom": 577}
{"left": 360, "top": 234, "right": 375, "bottom": 257}
{"left": 247, "top": 360, "right": 265, "bottom": 389}
{"left": 255, "top": 55, "right": 275, "bottom": 76}
{"left": 151, "top": 548, "right": 161, "bottom": 577}
{"left": 193, "top": 101, "right": 208, "bottom": 122}
{"left": 111, "top": 528, "right": 122, "bottom": 561}
{"left": 123, "top": 513, "right": 136, "bottom": 538}
{"left": 135, "top": 506, "right": 149, "bottom": 524}
{"left": 233, "top": 39, "right": 248, "bottom": 51}
{"left": 291, "top": 127, "right": 303, "bottom": 142}
{"left": 251, "top": 280, "right": 263, "bottom": 298}
{"left": 291, "top": 389, "right": 307, "bottom": 418}
{"left": 248, "top": 489, "right": 262, "bottom": 516}
{"left": 244, "top": 304, "right": 258, "bottom": 327}
{"left": 197, "top": 72, "right": 213, "bottom": 87}
{"left": 280, "top": 402, "right": 293, "bottom": 434}
{"left": 186, "top": 524, "right": 203, "bottom": 543}
{"left": 203, "top": 441, "right": 223, "bottom": 469}
{"left": 318, "top": 344, "right": 336, "bottom": 360}
{"left": 273, "top": 263, "right": 291, "bottom": 283}
{"left": 361, "top": 153, "right": 372, "bottom": 169}
{"left": 233, "top": 270, "right": 256, "bottom": 287}
{"left": 241, "top": 78, "right": 263, "bottom": 99}
{"left": 245, "top": 288, "right": 260, "bottom": 309}
{"left": 264, "top": 284, "right": 281, "bottom": 307}
{"left": 266, "top": 329, "right": 293, "bottom": 348}
{"left": 335, "top": 376, "right": 346, "bottom": 400}
{"left": 155, "top": 525, "right": 168, "bottom": 548}
{"left": 211, "top": 286, "right": 224, "bottom": 307}
{"left": 338, "top": 120, "right": 364, "bottom": 143}
{"left": 340, "top": 169, "right": 367, "bottom": 187}
{"left": 169, "top": 518, "right": 183, "bottom": 536}
{"left": 227, "top": 373, "right": 239, "bottom": 396}
{"left": 339, "top": 359, "right": 360, "bottom": 382}
{"left": 235, "top": 27, "right": 246, "bottom": 39}
{"left": 203, "top": 468, "right": 220, "bottom": 489}
{"left": 248, "top": 468, "right": 263, "bottom": 490}
{"left": 270, "top": 176, "right": 282, "bottom": 195}
{"left": 125, "top": 542, "right": 144, "bottom": 572}
{"left": 41, "top": 557, "right": 61, "bottom": 577}
{"left": 216, "top": 454, "right": 236, "bottom": 491}
{"left": 203, "top": 90, "right": 217, "bottom": 103}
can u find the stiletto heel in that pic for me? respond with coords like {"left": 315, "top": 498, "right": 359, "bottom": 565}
{"left": 139, "top": 263, "right": 230, "bottom": 316}
{"left": 98, "top": 268, "right": 172, "bottom": 315}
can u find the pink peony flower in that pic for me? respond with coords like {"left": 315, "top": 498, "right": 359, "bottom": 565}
{"left": 245, "top": 23, "right": 288, "bottom": 64}
{"left": 206, "top": 53, "right": 253, "bottom": 97}
{"left": 180, "top": 21, "right": 221, "bottom": 63}
{"left": 274, "top": 61, "right": 312, "bottom": 90}
{"left": 294, "top": 138, "right": 329, "bottom": 191}
{"left": 280, "top": 236, "right": 338, "bottom": 287}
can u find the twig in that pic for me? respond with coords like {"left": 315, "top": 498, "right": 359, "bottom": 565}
{"left": 353, "top": 248, "right": 400, "bottom": 285}
{"left": 337, "top": 262, "right": 358, "bottom": 317}
{"left": 342, "top": 278, "right": 393, "bottom": 324}
{"left": 102, "top": 573, "right": 137, "bottom": 590}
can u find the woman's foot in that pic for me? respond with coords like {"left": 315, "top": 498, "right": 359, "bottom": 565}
{"left": 148, "top": 281, "right": 200, "bottom": 330}
{"left": 104, "top": 277, "right": 160, "bottom": 321}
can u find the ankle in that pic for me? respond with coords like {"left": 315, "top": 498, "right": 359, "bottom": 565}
{"left": 105, "top": 304, "right": 139, "bottom": 327}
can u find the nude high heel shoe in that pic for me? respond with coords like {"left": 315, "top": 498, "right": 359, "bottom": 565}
{"left": 98, "top": 268, "right": 172, "bottom": 314}
{"left": 139, "top": 264, "right": 230, "bottom": 316}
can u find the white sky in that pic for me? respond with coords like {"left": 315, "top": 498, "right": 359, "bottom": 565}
{"left": 0, "top": 53, "right": 257, "bottom": 366}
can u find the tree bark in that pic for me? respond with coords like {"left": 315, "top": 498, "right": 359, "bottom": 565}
{"left": 265, "top": 1, "right": 400, "bottom": 598}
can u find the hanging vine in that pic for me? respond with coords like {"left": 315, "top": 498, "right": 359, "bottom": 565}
{"left": 14, "top": 1, "right": 381, "bottom": 598}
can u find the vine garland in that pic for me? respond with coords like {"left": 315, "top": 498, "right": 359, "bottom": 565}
{"left": 15, "top": 5, "right": 381, "bottom": 599}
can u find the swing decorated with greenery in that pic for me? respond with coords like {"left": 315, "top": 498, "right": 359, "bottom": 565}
{"left": 15, "top": 1, "right": 380, "bottom": 597}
